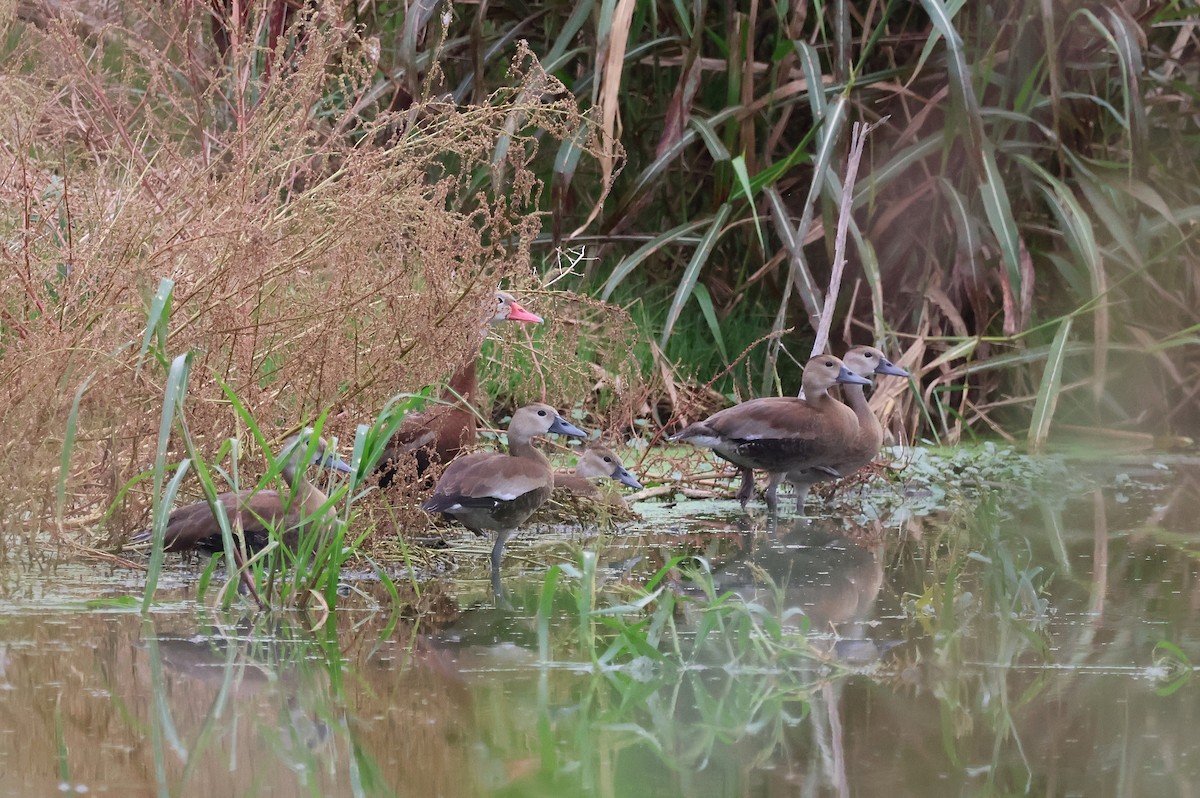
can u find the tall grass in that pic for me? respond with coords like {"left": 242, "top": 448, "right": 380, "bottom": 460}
{"left": 0, "top": 2, "right": 614, "bottom": 540}
{"left": 9, "top": 0, "right": 1200, "bottom": 547}
{"left": 136, "top": 334, "right": 430, "bottom": 611}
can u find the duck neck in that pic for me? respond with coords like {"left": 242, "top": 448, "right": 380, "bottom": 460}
{"left": 843, "top": 384, "right": 872, "bottom": 421}
{"left": 803, "top": 385, "right": 832, "bottom": 408}
{"left": 509, "top": 432, "right": 550, "bottom": 468}
{"left": 282, "top": 465, "right": 332, "bottom": 518}
{"left": 442, "top": 322, "right": 490, "bottom": 406}
{"left": 443, "top": 358, "right": 479, "bottom": 407}
{"left": 843, "top": 383, "right": 883, "bottom": 443}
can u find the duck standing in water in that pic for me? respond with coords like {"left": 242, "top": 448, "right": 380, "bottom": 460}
{"left": 376, "top": 291, "right": 543, "bottom": 488}
{"left": 131, "top": 430, "right": 353, "bottom": 554}
{"left": 785, "top": 345, "right": 910, "bottom": 512}
{"left": 421, "top": 403, "right": 587, "bottom": 590}
{"left": 671, "top": 355, "right": 870, "bottom": 512}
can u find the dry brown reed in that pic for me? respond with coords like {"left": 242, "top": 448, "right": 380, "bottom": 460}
{"left": 0, "top": 2, "right": 612, "bottom": 545}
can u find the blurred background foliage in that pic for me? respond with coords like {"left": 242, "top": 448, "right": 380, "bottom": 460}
{"left": 2, "top": 0, "right": 1198, "bottom": 535}
{"left": 358, "top": 0, "right": 1197, "bottom": 448}
{"left": 340, "top": 0, "right": 1198, "bottom": 447}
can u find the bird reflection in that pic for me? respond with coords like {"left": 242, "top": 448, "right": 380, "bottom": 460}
{"left": 710, "top": 517, "right": 889, "bottom": 657}
{"left": 139, "top": 620, "right": 335, "bottom": 757}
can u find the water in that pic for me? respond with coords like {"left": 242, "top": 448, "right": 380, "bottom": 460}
{"left": 1, "top": 454, "right": 1198, "bottom": 797}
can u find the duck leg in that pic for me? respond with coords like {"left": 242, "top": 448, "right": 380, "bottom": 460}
{"left": 763, "top": 472, "right": 783, "bottom": 514}
{"left": 792, "top": 482, "right": 812, "bottom": 516}
{"left": 735, "top": 467, "right": 755, "bottom": 507}
{"left": 490, "top": 530, "right": 514, "bottom": 594}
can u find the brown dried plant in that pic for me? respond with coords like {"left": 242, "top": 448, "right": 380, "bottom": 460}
{"left": 0, "top": 1, "right": 610, "bottom": 546}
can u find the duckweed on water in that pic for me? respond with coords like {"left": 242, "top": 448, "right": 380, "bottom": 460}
{"left": 846, "top": 443, "right": 1085, "bottom": 523}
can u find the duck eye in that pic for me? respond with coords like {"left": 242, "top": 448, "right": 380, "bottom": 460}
{"left": 604, "top": 456, "right": 612, "bottom": 463}
{"left": 537, "top": 409, "right": 547, "bottom": 417}
{"left": 825, "top": 360, "right": 834, "bottom": 367}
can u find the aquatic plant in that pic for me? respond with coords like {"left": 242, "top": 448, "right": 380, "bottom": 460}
{"left": 534, "top": 551, "right": 848, "bottom": 677}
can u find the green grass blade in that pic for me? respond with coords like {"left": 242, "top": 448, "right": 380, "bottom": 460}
{"left": 919, "top": 0, "right": 985, "bottom": 170}
{"left": 691, "top": 282, "right": 729, "bottom": 365}
{"left": 1027, "top": 317, "right": 1073, "bottom": 451}
{"left": 142, "top": 351, "right": 194, "bottom": 615}
{"left": 765, "top": 187, "right": 822, "bottom": 320}
{"left": 980, "top": 145, "right": 1022, "bottom": 310}
{"left": 536, "top": 565, "right": 562, "bottom": 662}
{"left": 729, "top": 154, "right": 762, "bottom": 249}
{"left": 690, "top": 117, "right": 731, "bottom": 163}
{"left": 56, "top": 373, "right": 95, "bottom": 533}
{"left": 909, "top": 0, "right": 967, "bottom": 85}
{"left": 659, "top": 203, "right": 732, "bottom": 350}
{"left": 546, "top": 0, "right": 596, "bottom": 66}
{"left": 600, "top": 219, "right": 708, "bottom": 300}
{"left": 136, "top": 278, "right": 174, "bottom": 376}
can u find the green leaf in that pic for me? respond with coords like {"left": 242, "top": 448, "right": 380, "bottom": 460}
{"left": 660, "top": 203, "right": 732, "bottom": 349}
{"left": 57, "top": 373, "right": 95, "bottom": 530}
{"left": 1027, "top": 317, "right": 1073, "bottom": 451}
{"left": 142, "top": 351, "right": 194, "bottom": 615}
{"left": 136, "top": 277, "right": 174, "bottom": 376}
{"left": 919, "top": 0, "right": 985, "bottom": 167}
{"left": 729, "top": 154, "right": 763, "bottom": 248}
{"left": 691, "top": 282, "right": 729, "bottom": 365}
{"left": 600, "top": 219, "right": 708, "bottom": 300}
{"left": 980, "top": 145, "right": 1022, "bottom": 306}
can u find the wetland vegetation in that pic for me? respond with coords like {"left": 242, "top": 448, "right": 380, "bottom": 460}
{"left": 1, "top": 0, "right": 1199, "bottom": 795}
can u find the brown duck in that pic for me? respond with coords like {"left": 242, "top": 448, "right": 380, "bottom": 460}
{"left": 421, "top": 403, "right": 588, "bottom": 589}
{"left": 553, "top": 446, "right": 644, "bottom": 504}
{"left": 131, "top": 430, "right": 353, "bottom": 553}
{"left": 671, "top": 355, "right": 870, "bottom": 512}
{"left": 786, "top": 345, "right": 910, "bottom": 512}
{"left": 376, "top": 291, "right": 543, "bottom": 488}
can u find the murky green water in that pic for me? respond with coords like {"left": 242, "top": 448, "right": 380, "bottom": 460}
{"left": 2, "top": 454, "right": 1199, "bottom": 797}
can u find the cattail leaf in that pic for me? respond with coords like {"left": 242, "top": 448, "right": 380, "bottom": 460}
{"left": 691, "top": 282, "right": 729, "bottom": 365}
{"left": 600, "top": 219, "right": 708, "bottom": 300}
{"left": 1028, "top": 317, "right": 1073, "bottom": 451}
{"left": 980, "top": 145, "right": 1022, "bottom": 313}
{"left": 660, "top": 203, "right": 732, "bottom": 350}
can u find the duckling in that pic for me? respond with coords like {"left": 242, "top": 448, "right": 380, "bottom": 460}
{"left": 671, "top": 355, "right": 870, "bottom": 512}
{"left": 786, "top": 345, "right": 910, "bottom": 512}
{"left": 376, "top": 291, "right": 543, "bottom": 488}
{"left": 421, "top": 403, "right": 588, "bottom": 590}
{"left": 130, "top": 430, "right": 352, "bottom": 553}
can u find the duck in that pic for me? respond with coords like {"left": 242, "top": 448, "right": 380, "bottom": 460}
{"left": 785, "top": 345, "right": 910, "bottom": 512}
{"left": 553, "top": 446, "right": 644, "bottom": 504}
{"left": 376, "top": 291, "right": 543, "bottom": 488}
{"left": 421, "top": 403, "right": 588, "bottom": 589}
{"left": 671, "top": 355, "right": 871, "bottom": 512}
{"left": 131, "top": 430, "right": 353, "bottom": 553}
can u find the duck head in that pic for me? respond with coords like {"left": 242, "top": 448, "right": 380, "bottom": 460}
{"left": 575, "top": 446, "right": 644, "bottom": 490}
{"left": 843, "top": 345, "right": 911, "bottom": 380}
{"left": 801, "top": 355, "right": 873, "bottom": 395}
{"left": 492, "top": 291, "right": 543, "bottom": 325}
{"left": 279, "top": 429, "right": 354, "bottom": 481}
{"left": 509, "top": 403, "right": 588, "bottom": 442}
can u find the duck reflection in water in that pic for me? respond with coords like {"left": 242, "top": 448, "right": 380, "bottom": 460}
{"left": 709, "top": 517, "right": 891, "bottom": 661}
{"left": 138, "top": 621, "right": 335, "bottom": 759}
